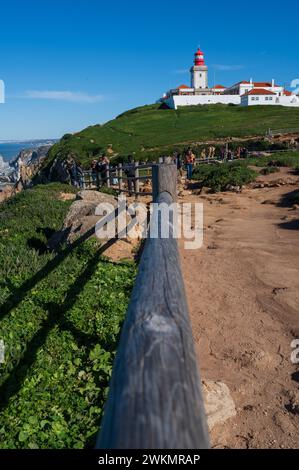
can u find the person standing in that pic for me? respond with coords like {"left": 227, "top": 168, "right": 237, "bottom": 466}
{"left": 76, "top": 162, "right": 84, "bottom": 189}
{"left": 67, "top": 157, "right": 77, "bottom": 186}
{"left": 176, "top": 153, "right": 183, "bottom": 177}
{"left": 124, "top": 155, "right": 136, "bottom": 196}
{"left": 91, "top": 159, "right": 98, "bottom": 185}
{"left": 185, "top": 149, "right": 195, "bottom": 180}
{"left": 97, "top": 154, "right": 110, "bottom": 187}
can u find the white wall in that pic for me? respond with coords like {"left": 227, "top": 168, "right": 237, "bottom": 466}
{"left": 241, "top": 94, "right": 299, "bottom": 107}
{"left": 165, "top": 95, "right": 241, "bottom": 109}
{"left": 191, "top": 66, "right": 208, "bottom": 89}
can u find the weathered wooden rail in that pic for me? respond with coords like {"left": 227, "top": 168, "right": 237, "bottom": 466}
{"left": 82, "top": 162, "right": 153, "bottom": 196}
{"left": 96, "top": 163, "right": 210, "bottom": 449}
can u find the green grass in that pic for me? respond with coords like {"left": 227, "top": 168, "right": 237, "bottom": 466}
{"left": 239, "top": 151, "right": 299, "bottom": 168}
{"left": 43, "top": 104, "right": 299, "bottom": 170}
{"left": 192, "top": 151, "right": 299, "bottom": 192}
{"left": 259, "top": 167, "right": 280, "bottom": 175}
{"left": 192, "top": 162, "right": 257, "bottom": 192}
{"left": 0, "top": 184, "right": 136, "bottom": 448}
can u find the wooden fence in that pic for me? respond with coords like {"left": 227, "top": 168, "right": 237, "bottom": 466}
{"left": 81, "top": 162, "right": 153, "bottom": 196}
{"left": 96, "top": 162, "right": 210, "bottom": 449}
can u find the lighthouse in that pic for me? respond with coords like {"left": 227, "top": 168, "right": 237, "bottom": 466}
{"left": 190, "top": 47, "right": 208, "bottom": 90}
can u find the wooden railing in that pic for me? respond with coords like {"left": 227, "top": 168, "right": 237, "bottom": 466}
{"left": 81, "top": 162, "right": 153, "bottom": 196}
{"left": 96, "top": 163, "right": 210, "bottom": 449}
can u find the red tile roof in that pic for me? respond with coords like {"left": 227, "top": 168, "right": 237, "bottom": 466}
{"left": 228, "top": 81, "right": 250, "bottom": 88}
{"left": 244, "top": 88, "right": 276, "bottom": 96}
{"left": 178, "top": 84, "right": 190, "bottom": 89}
{"left": 214, "top": 84, "right": 226, "bottom": 89}
{"left": 283, "top": 90, "right": 293, "bottom": 96}
{"left": 253, "top": 82, "right": 272, "bottom": 87}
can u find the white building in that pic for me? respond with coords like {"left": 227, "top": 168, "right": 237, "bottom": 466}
{"left": 161, "top": 48, "right": 299, "bottom": 109}
{"left": 241, "top": 88, "right": 299, "bottom": 107}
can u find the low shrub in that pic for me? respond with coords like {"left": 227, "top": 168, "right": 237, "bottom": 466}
{"left": 260, "top": 167, "right": 280, "bottom": 175}
{"left": 193, "top": 162, "right": 257, "bottom": 193}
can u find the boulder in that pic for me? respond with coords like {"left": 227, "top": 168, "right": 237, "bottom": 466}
{"left": 48, "top": 190, "right": 118, "bottom": 249}
{"left": 76, "top": 189, "right": 117, "bottom": 206}
{"left": 202, "top": 380, "right": 236, "bottom": 430}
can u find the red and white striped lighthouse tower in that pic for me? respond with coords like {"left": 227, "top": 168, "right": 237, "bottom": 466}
{"left": 190, "top": 47, "right": 208, "bottom": 90}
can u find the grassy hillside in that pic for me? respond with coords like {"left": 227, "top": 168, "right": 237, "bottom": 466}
{"left": 45, "top": 103, "right": 299, "bottom": 168}
{"left": 0, "top": 184, "right": 136, "bottom": 448}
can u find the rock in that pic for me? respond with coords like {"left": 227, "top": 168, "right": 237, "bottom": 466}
{"left": 226, "top": 184, "right": 242, "bottom": 193}
{"left": 47, "top": 157, "right": 70, "bottom": 183}
{"left": 76, "top": 189, "right": 117, "bottom": 206}
{"left": 48, "top": 190, "right": 118, "bottom": 249}
{"left": 288, "top": 390, "right": 299, "bottom": 414}
{"left": 0, "top": 185, "right": 16, "bottom": 203}
{"left": 64, "top": 200, "right": 99, "bottom": 228}
{"left": 202, "top": 380, "right": 236, "bottom": 430}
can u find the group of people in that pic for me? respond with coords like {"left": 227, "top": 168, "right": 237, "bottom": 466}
{"left": 67, "top": 143, "right": 250, "bottom": 189}
{"left": 66, "top": 157, "right": 84, "bottom": 188}
{"left": 67, "top": 152, "right": 138, "bottom": 193}
{"left": 90, "top": 154, "right": 110, "bottom": 186}
{"left": 220, "top": 146, "right": 248, "bottom": 160}
{"left": 172, "top": 145, "right": 249, "bottom": 180}
{"left": 67, "top": 154, "right": 112, "bottom": 189}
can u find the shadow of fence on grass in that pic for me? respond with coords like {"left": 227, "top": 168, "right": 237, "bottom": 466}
{"left": 0, "top": 237, "right": 118, "bottom": 414}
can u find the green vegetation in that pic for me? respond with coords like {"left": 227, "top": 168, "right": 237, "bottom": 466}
{"left": 240, "top": 151, "right": 299, "bottom": 168}
{"left": 192, "top": 151, "right": 299, "bottom": 192}
{"left": 44, "top": 104, "right": 299, "bottom": 169}
{"left": 0, "top": 184, "right": 136, "bottom": 448}
{"left": 192, "top": 162, "right": 257, "bottom": 193}
{"left": 259, "top": 167, "right": 280, "bottom": 175}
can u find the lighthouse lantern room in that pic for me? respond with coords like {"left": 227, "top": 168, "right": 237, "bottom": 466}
{"left": 190, "top": 47, "right": 208, "bottom": 90}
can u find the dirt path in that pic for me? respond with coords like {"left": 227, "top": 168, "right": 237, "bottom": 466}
{"left": 179, "top": 174, "right": 299, "bottom": 448}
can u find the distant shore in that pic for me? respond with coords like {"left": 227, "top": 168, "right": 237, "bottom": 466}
{"left": 0, "top": 139, "right": 58, "bottom": 161}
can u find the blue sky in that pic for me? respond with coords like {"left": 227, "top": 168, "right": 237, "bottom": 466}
{"left": 0, "top": 0, "right": 298, "bottom": 140}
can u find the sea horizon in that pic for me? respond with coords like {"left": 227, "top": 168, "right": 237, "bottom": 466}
{"left": 0, "top": 139, "right": 58, "bottom": 162}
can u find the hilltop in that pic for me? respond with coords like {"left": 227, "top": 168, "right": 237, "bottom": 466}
{"left": 44, "top": 104, "right": 299, "bottom": 169}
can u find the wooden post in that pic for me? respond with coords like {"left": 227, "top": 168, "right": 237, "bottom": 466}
{"left": 96, "top": 184, "right": 210, "bottom": 449}
{"left": 152, "top": 163, "right": 177, "bottom": 202}
{"left": 106, "top": 164, "right": 110, "bottom": 188}
{"left": 118, "top": 163, "right": 123, "bottom": 192}
{"left": 135, "top": 161, "right": 140, "bottom": 195}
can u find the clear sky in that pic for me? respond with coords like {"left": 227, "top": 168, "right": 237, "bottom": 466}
{"left": 0, "top": 0, "right": 298, "bottom": 140}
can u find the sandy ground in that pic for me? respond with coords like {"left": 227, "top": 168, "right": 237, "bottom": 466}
{"left": 179, "top": 169, "right": 299, "bottom": 448}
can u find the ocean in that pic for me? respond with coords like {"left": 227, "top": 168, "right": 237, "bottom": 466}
{"left": 0, "top": 140, "right": 57, "bottom": 162}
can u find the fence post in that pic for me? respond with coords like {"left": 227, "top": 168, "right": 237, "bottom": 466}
{"left": 118, "top": 163, "right": 123, "bottom": 192}
{"left": 135, "top": 161, "right": 140, "bottom": 195}
{"left": 152, "top": 162, "right": 177, "bottom": 202}
{"left": 106, "top": 164, "right": 110, "bottom": 188}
